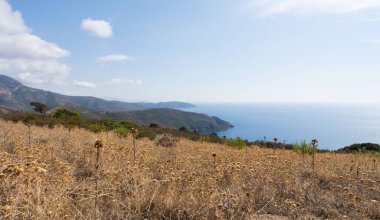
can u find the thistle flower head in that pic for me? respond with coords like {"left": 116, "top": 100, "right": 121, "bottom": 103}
{"left": 131, "top": 128, "right": 138, "bottom": 136}
{"left": 311, "top": 139, "right": 318, "bottom": 146}
{"left": 94, "top": 139, "right": 103, "bottom": 148}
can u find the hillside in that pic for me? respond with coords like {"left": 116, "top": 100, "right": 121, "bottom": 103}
{"left": 0, "top": 120, "right": 379, "bottom": 219}
{"left": 0, "top": 75, "right": 230, "bottom": 132}
{"left": 104, "top": 108, "right": 233, "bottom": 133}
{"left": 0, "top": 74, "right": 194, "bottom": 112}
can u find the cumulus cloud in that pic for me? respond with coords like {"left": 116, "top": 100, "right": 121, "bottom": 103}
{"left": 73, "top": 80, "right": 97, "bottom": 88}
{"left": 81, "top": 18, "right": 112, "bottom": 38}
{"left": 105, "top": 78, "right": 143, "bottom": 85}
{"left": 250, "top": 0, "right": 380, "bottom": 16}
{"left": 96, "top": 54, "right": 135, "bottom": 62}
{"left": 0, "top": 0, "right": 70, "bottom": 84}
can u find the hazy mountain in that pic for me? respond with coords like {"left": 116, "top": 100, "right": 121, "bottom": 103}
{"left": 0, "top": 74, "right": 194, "bottom": 112}
{"left": 0, "top": 75, "right": 232, "bottom": 132}
{"left": 104, "top": 108, "right": 233, "bottom": 133}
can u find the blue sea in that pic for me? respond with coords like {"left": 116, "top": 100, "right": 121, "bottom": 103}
{"left": 183, "top": 103, "right": 380, "bottom": 150}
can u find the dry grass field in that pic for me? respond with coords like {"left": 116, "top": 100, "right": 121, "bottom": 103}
{"left": 0, "top": 119, "right": 379, "bottom": 219}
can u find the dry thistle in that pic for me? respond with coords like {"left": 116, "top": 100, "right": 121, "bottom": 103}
{"left": 212, "top": 152, "right": 217, "bottom": 169}
{"left": 131, "top": 127, "right": 138, "bottom": 137}
{"left": 93, "top": 139, "right": 103, "bottom": 220}
{"left": 131, "top": 128, "right": 138, "bottom": 161}
{"left": 311, "top": 139, "right": 318, "bottom": 174}
{"left": 273, "top": 137, "right": 278, "bottom": 155}
{"left": 94, "top": 139, "right": 103, "bottom": 149}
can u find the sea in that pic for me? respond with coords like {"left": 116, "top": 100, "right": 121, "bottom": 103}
{"left": 182, "top": 103, "right": 380, "bottom": 150}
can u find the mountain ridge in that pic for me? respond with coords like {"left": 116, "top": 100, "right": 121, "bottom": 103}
{"left": 0, "top": 74, "right": 194, "bottom": 112}
{"left": 0, "top": 74, "right": 232, "bottom": 132}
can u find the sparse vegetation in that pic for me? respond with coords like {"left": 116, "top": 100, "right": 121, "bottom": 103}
{"left": 0, "top": 119, "right": 379, "bottom": 219}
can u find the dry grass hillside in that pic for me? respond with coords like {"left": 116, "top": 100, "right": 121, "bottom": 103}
{"left": 0, "top": 120, "right": 379, "bottom": 219}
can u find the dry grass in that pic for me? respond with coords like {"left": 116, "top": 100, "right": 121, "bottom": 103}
{"left": 0, "top": 119, "right": 379, "bottom": 219}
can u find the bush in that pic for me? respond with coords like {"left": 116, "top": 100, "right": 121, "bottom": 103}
{"left": 53, "top": 107, "right": 80, "bottom": 118}
{"left": 149, "top": 123, "right": 159, "bottom": 128}
{"left": 88, "top": 124, "right": 105, "bottom": 133}
{"left": 136, "top": 128, "right": 156, "bottom": 140}
{"left": 199, "top": 135, "right": 209, "bottom": 142}
{"left": 155, "top": 134, "right": 178, "bottom": 147}
{"left": 292, "top": 141, "right": 314, "bottom": 154}
{"left": 223, "top": 137, "right": 246, "bottom": 149}
{"left": 179, "top": 126, "right": 188, "bottom": 132}
{"left": 338, "top": 143, "right": 380, "bottom": 153}
{"left": 114, "top": 127, "right": 130, "bottom": 138}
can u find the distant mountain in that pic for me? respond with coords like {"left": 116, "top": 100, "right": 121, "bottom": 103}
{"left": 104, "top": 108, "right": 233, "bottom": 133}
{"left": 0, "top": 74, "right": 232, "bottom": 132}
{"left": 0, "top": 74, "right": 194, "bottom": 112}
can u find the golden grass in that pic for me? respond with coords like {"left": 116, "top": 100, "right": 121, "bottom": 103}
{"left": 0, "top": 119, "right": 379, "bottom": 219}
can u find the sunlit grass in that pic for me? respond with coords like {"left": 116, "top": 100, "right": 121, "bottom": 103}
{"left": 0, "top": 119, "right": 379, "bottom": 219}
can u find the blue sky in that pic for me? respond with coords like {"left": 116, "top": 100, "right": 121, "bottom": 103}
{"left": 1, "top": 0, "right": 380, "bottom": 103}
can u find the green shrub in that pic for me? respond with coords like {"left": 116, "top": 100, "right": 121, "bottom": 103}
{"left": 338, "top": 143, "right": 380, "bottom": 153}
{"left": 149, "top": 123, "right": 159, "bottom": 128}
{"left": 292, "top": 141, "right": 314, "bottom": 154}
{"left": 136, "top": 128, "right": 156, "bottom": 140}
{"left": 88, "top": 124, "right": 105, "bottom": 133}
{"left": 53, "top": 107, "right": 80, "bottom": 118}
{"left": 114, "top": 127, "right": 130, "bottom": 138}
{"left": 223, "top": 137, "right": 246, "bottom": 149}
{"left": 199, "top": 135, "right": 209, "bottom": 142}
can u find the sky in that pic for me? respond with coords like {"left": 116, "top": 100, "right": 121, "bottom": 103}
{"left": 1, "top": 0, "right": 380, "bottom": 103}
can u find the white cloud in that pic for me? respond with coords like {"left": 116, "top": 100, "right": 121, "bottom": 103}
{"left": 0, "top": 0, "right": 70, "bottom": 85}
{"left": 73, "top": 80, "right": 97, "bottom": 88}
{"left": 96, "top": 54, "right": 135, "bottom": 62}
{"left": 81, "top": 18, "right": 112, "bottom": 38}
{"left": 0, "top": 34, "right": 69, "bottom": 59}
{"left": 0, "top": 0, "right": 28, "bottom": 34}
{"left": 105, "top": 78, "right": 143, "bottom": 85}
{"left": 18, "top": 72, "right": 44, "bottom": 84}
{"left": 0, "top": 58, "right": 70, "bottom": 84}
{"left": 250, "top": 0, "right": 380, "bottom": 16}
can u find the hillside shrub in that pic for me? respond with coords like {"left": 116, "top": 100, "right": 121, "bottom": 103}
{"left": 114, "top": 127, "right": 129, "bottom": 138}
{"left": 199, "top": 135, "right": 209, "bottom": 142}
{"left": 88, "top": 124, "right": 105, "bottom": 133}
{"left": 53, "top": 107, "right": 80, "bottom": 118}
{"left": 155, "top": 134, "right": 178, "bottom": 147}
{"left": 223, "top": 137, "right": 246, "bottom": 149}
{"left": 292, "top": 141, "right": 314, "bottom": 155}
{"left": 149, "top": 123, "right": 159, "bottom": 128}
{"left": 338, "top": 143, "right": 380, "bottom": 153}
{"left": 136, "top": 128, "right": 156, "bottom": 140}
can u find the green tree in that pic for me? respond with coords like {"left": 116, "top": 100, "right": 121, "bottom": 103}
{"left": 53, "top": 107, "right": 80, "bottom": 118}
{"left": 30, "top": 101, "right": 48, "bottom": 115}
